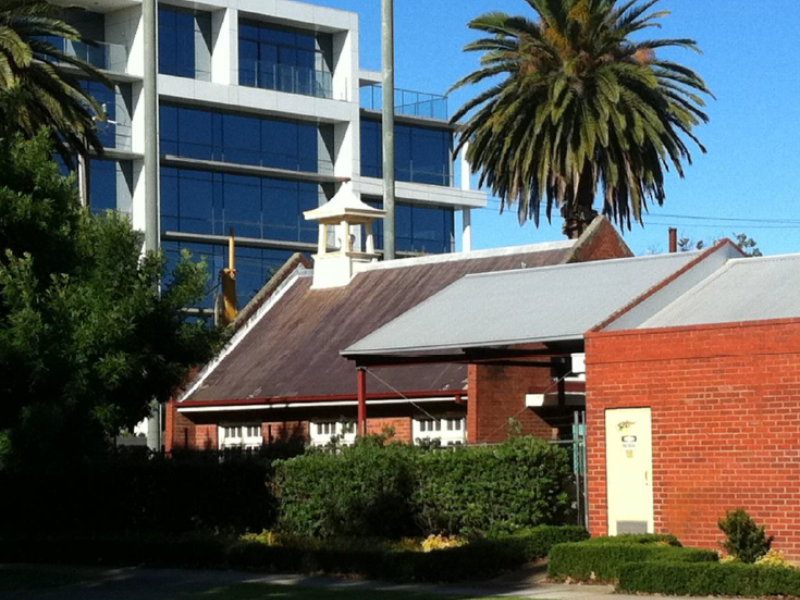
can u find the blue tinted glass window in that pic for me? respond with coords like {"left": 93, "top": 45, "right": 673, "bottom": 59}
{"left": 360, "top": 119, "right": 453, "bottom": 187}
{"left": 89, "top": 159, "right": 117, "bottom": 214}
{"left": 162, "top": 241, "right": 292, "bottom": 308}
{"left": 159, "top": 6, "right": 195, "bottom": 78}
{"left": 80, "top": 80, "right": 116, "bottom": 148}
{"left": 159, "top": 167, "right": 323, "bottom": 244}
{"left": 160, "top": 104, "right": 319, "bottom": 172}
{"left": 238, "top": 20, "right": 330, "bottom": 98}
{"left": 364, "top": 200, "right": 453, "bottom": 254}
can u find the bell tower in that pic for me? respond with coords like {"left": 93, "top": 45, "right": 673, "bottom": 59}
{"left": 303, "top": 186, "right": 386, "bottom": 289}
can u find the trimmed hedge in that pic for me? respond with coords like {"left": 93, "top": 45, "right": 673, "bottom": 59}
{"left": 274, "top": 436, "right": 573, "bottom": 538}
{"left": 0, "top": 525, "right": 588, "bottom": 583}
{"left": 548, "top": 542, "right": 718, "bottom": 582}
{"left": 228, "top": 525, "right": 589, "bottom": 582}
{"left": 583, "top": 533, "right": 681, "bottom": 547}
{"left": 619, "top": 561, "right": 800, "bottom": 597}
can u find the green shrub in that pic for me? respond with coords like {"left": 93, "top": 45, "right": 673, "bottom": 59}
{"left": 719, "top": 509, "right": 773, "bottom": 563}
{"left": 548, "top": 542, "right": 718, "bottom": 582}
{"left": 494, "top": 525, "right": 590, "bottom": 561}
{"left": 274, "top": 439, "right": 418, "bottom": 539}
{"left": 412, "top": 437, "right": 572, "bottom": 535}
{"left": 619, "top": 561, "right": 800, "bottom": 597}
{"left": 274, "top": 435, "right": 573, "bottom": 539}
{"left": 583, "top": 533, "right": 681, "bottom": 546}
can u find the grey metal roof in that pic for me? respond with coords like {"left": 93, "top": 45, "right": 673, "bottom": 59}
{"left": 637, "top": 254, "right": 800, "bottom": 329}
{"left": 344, "top": 251, "right": 700, "bottom": 356}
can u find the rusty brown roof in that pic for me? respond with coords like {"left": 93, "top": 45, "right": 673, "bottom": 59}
{"left": 182, "top": 218, "right": 630, "bottom": 403}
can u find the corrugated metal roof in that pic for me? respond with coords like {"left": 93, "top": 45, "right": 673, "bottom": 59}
{"left": 344, "top": 251, "right": 700, "bottom": 356}
{"left": 638, "top": 254, "right": 800, "bottom": 329}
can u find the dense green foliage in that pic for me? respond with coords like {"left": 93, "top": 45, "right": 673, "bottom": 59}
{"left": 274, "top": 436, "right": 572, "bottom": 538}
{"left": 547, "top": 539, "right": 718, "bottom": 582}
{"left": 718, "top": 509, "right": 773, "bottom": 564}
{"left": 582, "top": 533, "right": 681, "bottom": 546}
{"left": 0, "top": 526, "right": 588, "bottom": 583}
{"left": 618, "top": 561, "right": 800, "bottom": 597}
{"left": 0, "top": 0, "right": 109, "bottom": 161}
{"left": 452, "top": 0, "right": 712, "bottom": 237}
{"left": 0, "top": 134, "right": 220, "bottom": 469}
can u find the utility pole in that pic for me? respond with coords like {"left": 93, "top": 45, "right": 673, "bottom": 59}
{"left": 143, "top": 0, "right": 161, "bottom": 452}
{"left": 381, "top": 0, "right": 396, "bottom": 260}
{"left": 143, "top": 0, "right": 160, "bottom": 255}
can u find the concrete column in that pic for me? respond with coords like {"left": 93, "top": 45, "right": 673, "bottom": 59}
{"left": 462, "top": 208, "right": 472, "bottom": 253}
{"left": 142, "top": 0, "right": 159, "bottom": 254}
{"left": 459, "top": 141, "right": 471, "bottom": 191}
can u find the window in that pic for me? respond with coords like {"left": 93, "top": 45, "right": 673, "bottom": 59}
{"left": 160, "top": 167, "right": 322, "bottom": 243}
{"left": 310, "top": 421, "right": 357, "bottom": 446}
{"left": 159, "top": 5, "right": 210, "bottom": 79}
{"left": 238, "top": 20, "right": 332, "bottom": 98}
{"left": 219, "top": 423, "right": 263, "bottom": 449}
{"left": 413, "top": 417, "right": 466, "bottom": 446}
{"left": 360, "top": 119, "right": 453, "bottom": 186}
{"left": 159, "top": 104, "right": 322, "bottom": 172}
{"left": 161, "top": 241, "right": 293, "bottom": 309}
{"left": 365, "top": 200, "right": 455, "bottom": 254}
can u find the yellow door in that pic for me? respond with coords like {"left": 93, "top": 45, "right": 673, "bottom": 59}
{"left": 605, "top": 408, "right": 654, "bottom": 535}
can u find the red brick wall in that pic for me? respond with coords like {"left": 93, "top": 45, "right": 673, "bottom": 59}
{"left": 366, "top": 417, "right": 413, "bottom": 443}
{"left": 586, "top": 319, "right": 800, "bottom": 558}
{"left": 568, "top": 217, "right": 634, "bottom": 264}
{"left": 467, "top": 364, "right": 558, "bottom": 443}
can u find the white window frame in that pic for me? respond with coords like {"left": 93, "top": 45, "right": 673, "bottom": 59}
{"left": 218, "top": 423, "right": 263, "bottom": 449}
{"left": 309, "top": 421, "right": 357, "bottom": 447}
{"left": 413, "top": 417, "right": 466, "bottom": 446}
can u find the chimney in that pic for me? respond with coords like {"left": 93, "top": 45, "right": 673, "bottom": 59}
{"left": 303, "top": 185, "right": 386, "bottom": 289}
{"left": 669, "top": 228, "right": 678, "bottom": 253}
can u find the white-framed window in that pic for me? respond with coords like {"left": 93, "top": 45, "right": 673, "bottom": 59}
{"left": 310, "top": 421, "right": 356, "bottom": 446}
{"left": 413, "top": 417, "right": 466, "bottom": 446}
{"left": 218, "top": 423, "right": 263, "bottom": 449}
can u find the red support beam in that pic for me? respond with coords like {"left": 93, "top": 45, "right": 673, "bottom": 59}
{"left": 357, "top": 367, "right": 367, "bottom": 436}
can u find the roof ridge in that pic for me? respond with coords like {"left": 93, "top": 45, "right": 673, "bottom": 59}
{"left": 460, "top": 249, "right": 703, "bottom": 281}
{"left": 359, "top": 240, "right": 575, "bottom": 273}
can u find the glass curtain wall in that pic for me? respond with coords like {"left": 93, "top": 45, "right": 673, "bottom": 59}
{"left": 159, "top": 5, "right": 211, "bottom": 79}
{"left": 160, "top": 104, "right": 321, "bottom": 172}
{"left": 239, "top": 20, "right": 332, "bottom": 98}
{"left": 361, "top": 119, "right": 453, "bottom": 186}
{"left": 366, "top": 200, "right": 455, "bottom": 254}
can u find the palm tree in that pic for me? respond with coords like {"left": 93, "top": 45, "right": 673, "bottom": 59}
{"left": 451, "top": 0, "right": 713, "bottom": 239}
{"left": 0, "top": 0, "right": 111, "bottom": 162}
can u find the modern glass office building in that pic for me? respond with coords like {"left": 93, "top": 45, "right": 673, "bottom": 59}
{"left": 51, "top": 0, "right": 487, "bottom": 308}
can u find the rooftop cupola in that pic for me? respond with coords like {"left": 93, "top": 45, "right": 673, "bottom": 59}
{"left": 303, "top": 185, "right": 386, "bottom": 289}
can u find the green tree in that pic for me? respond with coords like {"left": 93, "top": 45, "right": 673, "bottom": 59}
{"left": 678, "top": 232, "right": 762, "bottom": 257}
{"left": 0, "top": 0, "right": 109, "bottom": 162}
{"left": 0, "top": 133, "right": 221, "bottom": 470}
{"left": 452, "top": 0, "right": 713, "bottom": 238}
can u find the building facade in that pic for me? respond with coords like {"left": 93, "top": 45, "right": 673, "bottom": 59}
{"left": 51, "top": 0, "right": 486, "bottom": 307}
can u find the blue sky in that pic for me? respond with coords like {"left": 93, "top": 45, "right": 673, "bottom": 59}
{"left": 312, "top": 0, "right": 800, "bottom": 256}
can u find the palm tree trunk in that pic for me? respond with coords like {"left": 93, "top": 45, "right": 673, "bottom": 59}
{"left": 561, "top": 165, "right": 598, "bottom": 239}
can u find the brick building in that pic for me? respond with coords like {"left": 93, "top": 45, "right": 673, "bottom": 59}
{"left": 167, "top": 213, "right": 631, "bottom": 451}
{"left": 344, "top": 242, "right": 800, "bottom": 558}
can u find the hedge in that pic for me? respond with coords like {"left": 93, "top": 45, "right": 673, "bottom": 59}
{"left": 274, "top": 436, "right": 572, "bottom": 538}
{"left": 548, "top": 542, "right": 719, "bottom": 582}
{"left": 618, "top": 561, "right": 800, "bottom": 597}
{"left": 583, "top": 533, "right": 681, "bottom": 547}
{"left": 0, "top": 525, "right": 588, "bottom": 583}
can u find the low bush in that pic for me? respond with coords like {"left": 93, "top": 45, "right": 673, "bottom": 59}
{"left": 274, "top": 435, "right": 573, "bottom": 539}
{"left": 719, "top": 509, "right": 773, "bottom": 564}
{"left": 548, "top": 541, "right": 718, "bottom": 582}
{"left": 583, "top": 533, "right": 681, "bottom": 547}
{"left": 618, "top": 561, "right": 800, "bottom": 597}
